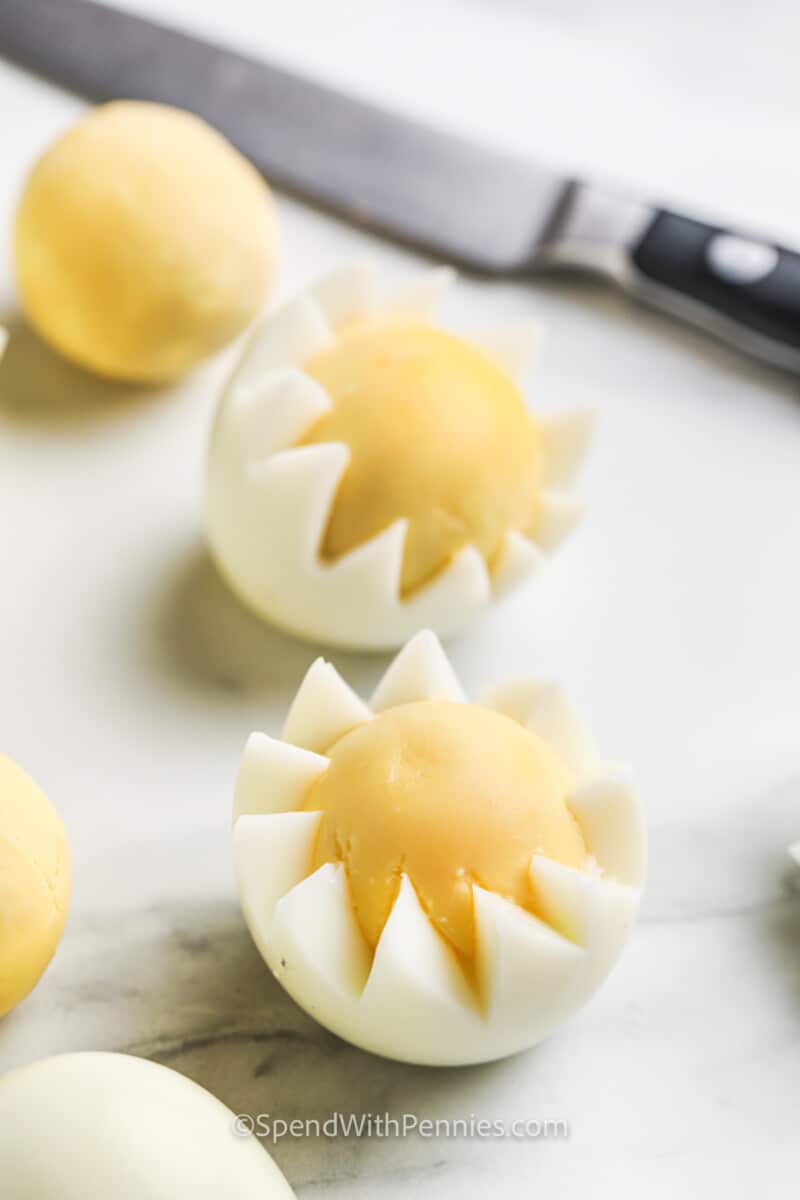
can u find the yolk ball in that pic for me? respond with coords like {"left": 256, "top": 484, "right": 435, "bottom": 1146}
{"left": 14, "top": 101, "right": 275, "bottom": 383}
{"left": 303, "top": 700, "right": 587, "bottom": 960}
{"left": 302, "top": 321, "right": 544, "bottom": 595}
{"left": 0, "top": 755, "right": 71, "bottom": 1017}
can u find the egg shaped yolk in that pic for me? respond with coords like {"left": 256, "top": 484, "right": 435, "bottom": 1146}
{"left": 301, "top": 322, "right": 544, "bottom": 595}
{"left": 15, "top": 101, "right": 274, "bottom": 383}
{"left": 302, "top": 700, "right": 587, "bottom": 961}
{"left": 0, "top": 755, "right": 71, "bottom": 1017}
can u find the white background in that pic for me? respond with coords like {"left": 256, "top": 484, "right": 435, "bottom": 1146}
{"left": 0, "top": 2, "right": 798, "bottom": 1196}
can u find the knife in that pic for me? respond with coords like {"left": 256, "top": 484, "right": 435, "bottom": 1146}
{"left": 2, "top": 0, "right": 800, "bottom": 374}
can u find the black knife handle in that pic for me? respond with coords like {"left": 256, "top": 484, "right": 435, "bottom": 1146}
{"left": 550, "top": 184, "right": 800, "bottom": 373}
{"left": 630, "top": 210, "right": 800, "bottom": 363}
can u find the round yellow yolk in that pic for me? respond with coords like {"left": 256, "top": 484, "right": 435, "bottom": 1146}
{"left": 15, "top": 101, "right": 275, "bottom": 383}
{"left": 0, "top": 755, "right": 71, "bottom": 1017}
{"left": 302, "top": 322, "right": 543, "bottom": 595}
{"left": 302, "top": 701, "right": 587, "bottom": 960}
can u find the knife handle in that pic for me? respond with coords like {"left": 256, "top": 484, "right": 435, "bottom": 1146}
{"left": 630, "top": 210, "right": 800, "bottom": 366}
{"left": 550, "top": 185, "right": 800, "bottom": 373}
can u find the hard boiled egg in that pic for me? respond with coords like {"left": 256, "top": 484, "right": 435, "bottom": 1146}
{"left": 0, "top": 754, "right": 70, "bottom": 1017}
{"left": 233, "top": 631, "right": 646, "bottom": 1065}
{"left": 15, "top": 102, "right": 275, "bottom": 383}
{"left": 207, "top": 264, "right": 592, "bottom": 649}
{"left": 0, "top": 1053, "right": 294, "bottom": 1199}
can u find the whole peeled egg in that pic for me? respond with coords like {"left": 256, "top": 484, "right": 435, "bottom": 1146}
{"left": 0, "top": 754, "right": 70, "bottom": 1017}
{"left": 0, "top": 1053, "right": 295, "bottom": 1199}
{"left": 15, "top": 101, "right": 275, "bottom": 382}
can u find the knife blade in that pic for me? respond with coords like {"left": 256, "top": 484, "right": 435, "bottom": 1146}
{"left": 0, "top": 0, "right": 571, "bottom": 275}
{"left": 2, "top": 0, "right": 800, "bottom": 373}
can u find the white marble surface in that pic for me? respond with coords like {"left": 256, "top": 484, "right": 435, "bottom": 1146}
{"left": 1, "top": 1, "right": 799, "bottom": 1196}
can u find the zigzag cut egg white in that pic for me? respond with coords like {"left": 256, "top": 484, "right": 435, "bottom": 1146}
{"left": 207, "top": 264, "right": 593, "bottom": 649}
{"left": 233, "top": 631, "right": 646, "bottom": 1065}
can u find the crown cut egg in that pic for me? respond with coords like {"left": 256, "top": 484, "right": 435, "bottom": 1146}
{"left": 207, "top": 263, "right": 592, "bottom": 649}
{"left": 233, "top": 631, "right": 645, "bottom": 1065}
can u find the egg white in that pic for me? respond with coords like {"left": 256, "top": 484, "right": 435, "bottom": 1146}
{"left": 233, "top": 631, "right": 646, "bottom": 1066}
{"left": 0, "top": 1053, "right": 294, "bottom": 1199}
{"left": 206, "top": 264, "right": 592, "bottom": 650}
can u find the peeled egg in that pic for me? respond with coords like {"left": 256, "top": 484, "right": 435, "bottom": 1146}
{"left": 207, "top": 263, "right": 592, "bottom": 649}
{"left": 233, "top": 630, "right": 646, "bottom": 1065}
{"left": 0, "top": 1053, "right": 295, "bottom": 1199}
{"left": 0, "top": 755, "right": 70, "bottom": 1017}
{"left": 15, "top": 101, "right": 275, "bottom": 382}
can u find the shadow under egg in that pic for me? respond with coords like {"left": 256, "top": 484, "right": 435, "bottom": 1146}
{"left": 148, "top": 542, "right": 390, "bottom": 699}
{"left": 0, "top": 309, "right": 170, "bottom": 429}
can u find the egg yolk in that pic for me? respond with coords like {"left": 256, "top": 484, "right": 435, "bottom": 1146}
{"left": 302, "top": 701, "right": 587, "bottom": 961}
{"left": 301, "top": 322, "right": 544, "bottom": 595}
{"left": 0, "top": 755, "right": 71, "bottom": 1017}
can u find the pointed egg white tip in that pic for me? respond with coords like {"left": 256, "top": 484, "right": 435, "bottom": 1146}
{"left": 318, "top": 519, "right": 407, "bottom": 605}
{"left": 532, "top": 490, "right": 585, "bottom": 552}
{"left": 568, "top": 772, "right": 646, "bottom": 888}
{"left": 584, "top": 854, "right": 605, "bottom": 878}
{"left": 362, "top": 875, "right": 478, "bottom": 1016}
{"left": 229, "top": 293, "right": 333, "bottom": 395}
{"left": 321, "top": 541, "right": 492, "bottom": 650}
{"left": 529, "top": 856, "right": 592, "bottom": 946}
{"left": 233, "top": 732, "right": 330, "bottom": 824}
{"left": 529, "top": 856, "right": 638, "bottom": 946}
{"left": 540, "top": 408, "right": 596, "bottom": 487}
{"left": 325, "top": 537, "right": 491, "bottom": 638}
{"left": 246, "top": 441, "right": 349, "bottom": 564}
{"left": 234, "top": 811, "right": 322, "bottom": 937}
{"left": 311, "top": 261, "right": 379, "bottom": 329}
{"left": 528, "top": 856, "right": 640, "bottom": 997}
{"left": 371, "top": 629, "right": 465, "bottom": 711}
{"left": 380, "top": 265, "right": 456, "bottom": 320}
{"left": 406, "top": 543, "right": 492, "bottom": 615}
{"left": 473, "top": 319, "right": 543, "bottom": 379}
{"left": 789, "top": 841, "right": 800, "bottom": 868}
{"left": 479, "top": 679, "right": 596, "bottom": 778}
{"left": 226, "top": 367, "right": 333, "bottom": 463}
{"left": 282, "top": 657, "right": 371, "bottom": 753}
{"left": 491, "top": 531, "right": 545, "bottom": 598}
{"left": 473, "top": 884, "right": 583, "bottom": 1019}
{"left": 272, "top": 861, "right": 372, "bottom": 998}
